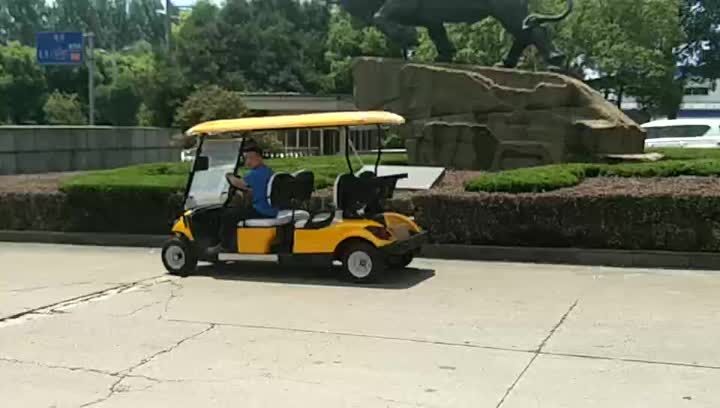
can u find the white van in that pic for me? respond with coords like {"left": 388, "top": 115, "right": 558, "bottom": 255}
{"left": 643, "top": 118, "right": 720, "bottom": 149}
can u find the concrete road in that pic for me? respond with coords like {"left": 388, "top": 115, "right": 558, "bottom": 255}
{"left": 1, "top": 243, "right": 719, "bottom": 408}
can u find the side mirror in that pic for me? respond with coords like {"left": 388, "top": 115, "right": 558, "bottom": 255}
{"left": 194, "top": 156, "right": 210, "bottom": 171}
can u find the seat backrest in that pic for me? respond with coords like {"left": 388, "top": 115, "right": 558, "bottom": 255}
{"left": 292, "top": 170, "right": 315, "bottom": 203}
{"left": 267, "top": 172, "right": 294, "bottom": 210}
{"left": 334, "top": 173, "right": 370, "bottom": 217}
{"left": 336, "top": 171, "right": 407, "bottom": 216}
{"left": 269, "top": 171, "right": 316, "bottom": 212}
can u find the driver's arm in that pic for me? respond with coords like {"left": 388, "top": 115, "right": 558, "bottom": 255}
{"left": 225, "top": 173, "right": 250, "bottom": 191}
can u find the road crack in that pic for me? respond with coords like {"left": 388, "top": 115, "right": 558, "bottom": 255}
{"left": 0, "top": 357, "right": 116, "bottom": 377}
{"left": 495, "top": 299, "right": 579, "bottom": 408}
{"left": 79, "top": 324, "right": 216, "bottom": 407}
{"left": 0, "top": 275, "right": 169, "bottom": 326}
{"left": 160, "top": 279, "right": 184, "bottom": 319}
{"left": 113, "top": 300, "right": 164, "bottom": 318}
{"left": 126, "top": 323, "right": 216, "bottom": 373}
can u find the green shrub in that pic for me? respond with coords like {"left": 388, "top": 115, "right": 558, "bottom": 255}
{"left": 467, "top": 149, "right": 720, "bottom": 193}
{"left": 173, "top": 85, "right": 248, "bottom": 131}
{"left": 60, "top": 163, "right": 190, "bottom": 194}
{"left": 601, "top": 159, "right": 720, "bottom": 178}
{"left": 43, "top": 91, "right": 86, "bottom": 125}
{"left": 466, "top": 164, "right": 598, "bottom": 193}
{"left": 651, "top": 148, "right": 720, "bottom": 161}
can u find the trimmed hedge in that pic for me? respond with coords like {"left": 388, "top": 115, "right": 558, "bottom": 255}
{"left": 59, "top": 154, "right": 408, "bottom": 194}
{"left": 5, "top": 189, "right": 720, "bottom": 252}
{"left": 467, "top": 160, "right": 720, "bottom": 193}
{"left": 467, "top": 149, "right": 720, "bottom": 193}
{"left": 412, "top": 192, "right": 720, "bottom": 252}
{"left": 0, "top": 191, "right": 184, "bottom": 234}
{"left": 6, "top": 148, "right": 720, "bottom": 252}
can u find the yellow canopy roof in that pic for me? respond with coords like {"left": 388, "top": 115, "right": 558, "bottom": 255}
{"left": 186, "top": 111, "right": 405, "bottom": 136}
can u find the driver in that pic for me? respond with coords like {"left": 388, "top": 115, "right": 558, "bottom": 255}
{"left": 208, "top": 143, "right": 278, "bottom": 255}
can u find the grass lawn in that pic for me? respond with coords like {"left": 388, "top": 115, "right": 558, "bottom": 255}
{"left": 60, "top": 154, "right": 407, "bottom": 193}
{"left": 466, "top": 148, "right": 720, "bottom": 193}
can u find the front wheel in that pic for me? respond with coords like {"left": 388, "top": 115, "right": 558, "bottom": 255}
{"left": 161, "top": 236, "right": 198, "bottom": 277}
{"left": 339, "top": 241, "right": 386, "bottom": 283}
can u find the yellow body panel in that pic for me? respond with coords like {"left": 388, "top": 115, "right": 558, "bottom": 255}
{"left": 172, "top": 209, "right": 422, "bottom": 256}
{"left": 237, "top": 228, "right": 276, "bottom": 254}
{"left": 383, "top": 213, "right": 421, "bottom": 240}
{"left": 171, "top": 213, "right": 194, "bottom": 241}
{"left": 294, "top": 219, "right": 390, "bottom": 254}
{"left": 187, "top": 111, "right": 405, "bottom": 136}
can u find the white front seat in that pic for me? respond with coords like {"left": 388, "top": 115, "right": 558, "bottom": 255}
{"left": 242, "top": 210, "right": 310, "bottom": 227}
{"left": 238, "top": 171, "right": 312, "bottom": 227}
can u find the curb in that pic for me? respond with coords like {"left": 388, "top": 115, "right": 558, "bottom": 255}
{"left": 0, "top": 230, "right": 166, "bottom": 248}
{"left": 420, "top": 244, "right": 720, "bottom": 270}
{"left": 1, "top": 230, "right": 719, "bottom": 271}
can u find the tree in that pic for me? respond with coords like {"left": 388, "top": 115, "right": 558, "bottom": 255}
{"left": 139, "top": 51, "right": 191, "bottom": 127}
{"left": 0, "top": 0, "right": 49, "bottom": 45}
{"left": 0, "top": 42, "right": 47, "bottom": 124}
{"left": 324, "top": 8, "right": 400, "bottom": 93}
{"left": 43, "top": 91, "right": 86, "bottom": 125}
{"left": 0, "top": 64, "right": 12, "bottom": 123}
{"left": 52, "top": 0, "right": 97, "bottom": 40}
{"left": 679, "top": 0, "right": 720, "bottom": 80}
{"left": 173, "top": 85, "right": 247, "bottom": 131}
{"left": 553, "top": 0, "right": 684, "bottom": 117}
{"left": 216, "top": 0, "right": 327, "bottom": 92}
{"left": 96, "top": 72, "right": 143, "bottom": 125}
{"left": 95, "top": 50, "right": 154, "bottom": 125}
{"left": 128, "top": 0, "right": 166, "bottom": 46}
{"left": 173, "top": 0, "right": 223, "bottom": 87}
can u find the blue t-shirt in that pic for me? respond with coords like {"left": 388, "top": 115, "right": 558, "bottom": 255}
{"left": 244, "top": 165, "right": 278, "bottom": 217}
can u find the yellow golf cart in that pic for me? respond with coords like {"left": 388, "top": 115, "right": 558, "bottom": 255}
{"left": 161, "top": 111, "right": 427, "bottom": 282}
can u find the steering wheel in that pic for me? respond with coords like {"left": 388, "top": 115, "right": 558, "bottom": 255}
{"left": 222, "top": 173, "right": 253, "bottom": 207}
{"left": 222, "top": 173, "right": 241, "bottom": 207}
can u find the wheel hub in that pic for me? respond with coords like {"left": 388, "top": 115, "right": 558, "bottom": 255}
{"left": 347, "top": 251, "right": 373, "bottom": 278}
{"left": 164, "top": 245, "right": 186, "bottom": 270}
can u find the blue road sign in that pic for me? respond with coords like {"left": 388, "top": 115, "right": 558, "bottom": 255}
{"left": 36, "top": 32, "right": 85, "bottom": 65}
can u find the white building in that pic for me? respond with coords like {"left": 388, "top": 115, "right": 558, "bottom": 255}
{"left": 622, "top": 80, "right": 720, "bottom": 121}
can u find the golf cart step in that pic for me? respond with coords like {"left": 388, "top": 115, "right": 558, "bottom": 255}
{"left": 217, "top": 254, "right": 279, "bottom": 262}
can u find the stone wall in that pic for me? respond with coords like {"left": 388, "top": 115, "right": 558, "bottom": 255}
{"left": 353, "top": 58, "right": 647, "bottom": 171}
{"left": 0, "top": 126, "right": 181, "bottom": 175}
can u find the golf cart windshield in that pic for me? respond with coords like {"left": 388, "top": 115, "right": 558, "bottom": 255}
{"left": 185, "top": 138, "right": 243, "bottom": 209}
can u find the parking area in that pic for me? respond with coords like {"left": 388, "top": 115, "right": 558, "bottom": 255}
{"left": 1, "top": 242, "right": 719, "bottom": 407}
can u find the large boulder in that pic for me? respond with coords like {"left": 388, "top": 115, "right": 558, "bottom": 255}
{"left": 353, "top": 57, "right": 646, "bottom": 170}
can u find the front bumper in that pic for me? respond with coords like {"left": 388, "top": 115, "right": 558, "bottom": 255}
{"left": 381, "top": 231, "right": 428, "bottom": 256}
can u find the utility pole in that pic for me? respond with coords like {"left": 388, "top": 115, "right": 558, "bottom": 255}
{"left": 86, "top": 32, "right": 95, "bottom": 126}
{"left": 165, "top": 0, "right": 172, "bottom": 51}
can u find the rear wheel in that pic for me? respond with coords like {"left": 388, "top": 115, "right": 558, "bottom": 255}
{"left": 161, "top": 236, "right": 198, "bottom": 277}
{"left": 339, "top": 241, "right": 386, "bottom": 283}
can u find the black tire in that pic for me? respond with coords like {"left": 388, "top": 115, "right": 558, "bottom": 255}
{"left": 339, "top": 241, "right": 386, "bottom": 283}
{"left": 161, "top": 236, "right": 198, "bottom": 277}
{"left": 388, "top": 253, "right": 414, "bottom": 270}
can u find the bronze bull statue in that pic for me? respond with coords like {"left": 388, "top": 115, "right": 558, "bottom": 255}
{"left": 337, "top": 0, "right": 574, "bottom": 69}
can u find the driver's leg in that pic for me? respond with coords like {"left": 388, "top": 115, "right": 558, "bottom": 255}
{"left": 212, "top": 206, "right": 265, "bottom": 254}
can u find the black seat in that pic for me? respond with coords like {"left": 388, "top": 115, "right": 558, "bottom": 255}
{"left": 242, "top": 172, "right": 311, "bottom": 227}
{"left": 333, "top": 170, "right": 408, "bottom": 218}
{"left": 292, "top": 170, "right": 315, "bottom": 205}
